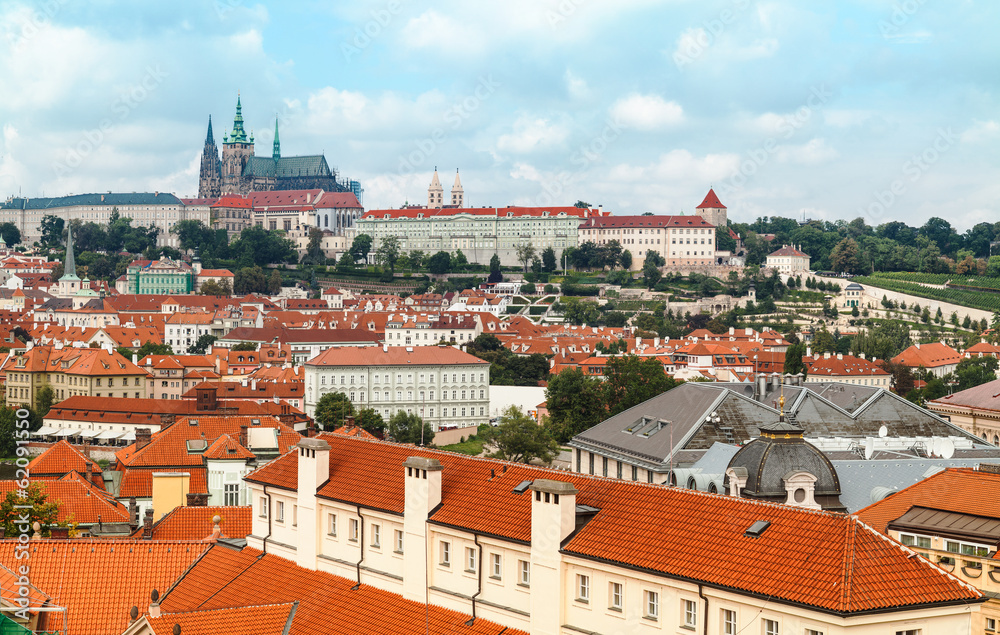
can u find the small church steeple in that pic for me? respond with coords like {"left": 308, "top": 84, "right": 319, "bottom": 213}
{"left": 450, "top": 169, "right": 464, "bottom": 208}
{"left": 428, "top": 167, "right": 443, "bottom": 208}
{"left": 272, "top": 117, "right": 280, "bottom": 160}
{"left": 228, "top": 94, "right": 249, "bottom": 144}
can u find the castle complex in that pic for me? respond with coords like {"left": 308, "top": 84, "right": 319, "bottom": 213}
{"left": 198, "top": 96, "right": 362, "bottom": 201}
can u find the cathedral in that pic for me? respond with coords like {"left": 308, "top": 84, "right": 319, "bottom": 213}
{"left": 198, "top": 96, "right": 358, "bottom": 199}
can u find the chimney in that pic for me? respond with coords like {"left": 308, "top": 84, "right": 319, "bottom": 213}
{"left": 50, "top": 526, "right": 70, "bottom": 539}
{"left": 136, "top": 428, "right": 152, "bottom": 450}
{"left": 186, "top": 492, "right": 209, "bottom": 507}
{"left": 915, "top": 342, "right": 921, "bottom": 349}
{"left": 132, "top": 353, "right": 138, "bottom": 365}
{"left": 756, "top": 373, "right": 767, "bottom": 399}
{"left": 295, "top": 439, "right": 331, "bottom": 569}
{"left": 402, "top": 456, "right": 443, "bottom": 602}
{"left": 85, "top": 461, "right": 93, "bottom": 485}
{"left": 529, "top": 479, "right": 578, "bottom": 635}
{"left": 239, "top": 425, "right": 248, "bottom": 448}
{"left": 770, "top": 372, "right": 781, "bottom": 392}
{"left": 129, "top": 498, "right": 138, "bottom": 528}
{"left": 837, "top": 353, "right": 843, "bottom": 360}
{"left": 143, "top": 508, "right": 154, "bottom": 539}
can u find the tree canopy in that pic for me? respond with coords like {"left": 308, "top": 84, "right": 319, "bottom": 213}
{"left": 480, "top": 406, "right": 558, "bottom": 464}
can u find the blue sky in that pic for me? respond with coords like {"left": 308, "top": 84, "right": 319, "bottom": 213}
{"left": 0, "top": 0, "right": 996, "bottom": 230}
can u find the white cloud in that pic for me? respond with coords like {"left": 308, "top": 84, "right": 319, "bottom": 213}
{"left": 496, "top": 115, "right": 569, "bottom": 153}
{"left": 401, "top": 11, "right": 486, "bottom": 55}
{"left": 774, "top": 138, "right": 838, "bottom": 164}
{"left": 565, "top": 70, "right": 589, "bottom": 100}
{"left": 609, "top": 94, "right": 684, "bottom": 130}
{"left": 961, "top": 120, "right": 1000, "bottom": 144}
{"left": 608, "top": 149, "right": 741, "bottom": 184}
{"left": 736, "top": 38, "right": 779, "bottom": 59}
{"left": 823, "top": 110, "right": 873, "bottom": 128}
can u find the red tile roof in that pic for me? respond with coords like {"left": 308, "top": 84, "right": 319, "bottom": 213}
{"left": 856, "top": 467, "right": 1000, "bottom": 534}
{"left": 930, "top": 378, "right": 1000, "bottom": 413}
{"left": 892, "top": 342, "right": 962, "bottom": 368}
{"left": 697, "top": 187, "right": 726, "bottom": 209}
{"left": 362, "top": 205, "right": 592, "bottom": 220}
{"left": 805, "top": 354, "right": 890, "bottom": 377}
{"left": 768, "top": 245, "right": 809, "bottom": 258}
{"left": 133, "top": 505, "right": 253, "bottom": 540}
{"left": 28, "top": 440, "right": 98, "bottom": 478}
{"left": 0, "top": 540, "right": 210, "bottom": 635}
{"left": 158, "top": 545, "right": 525, "bottom": 635}
{"left": 247, "top": 435, "right": 983, "bottom": 614}
{"left": 0, "top": 479, "right": 127, "bottom": 525}
{"left": 580, "top": 214, "right": 715, "bottom": 229}
{"left": 119, "top": 469, "right": 210, "bottom": 498}
{"left": 203, "top": 434, "right": 255, "bottom": 460}
{"left": 144, "top": 603, "right": 296, "bottom": 635}
{"left": 306, "top": 345, "right": 488, "bottom": 367}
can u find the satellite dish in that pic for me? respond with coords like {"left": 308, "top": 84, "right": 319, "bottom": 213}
{"left": 940, "top": 438, "right": 955, "bottom": 460}
{"left": 878, "top": 425, "right": 888, "bottom": 438}
{"left": 864, "top": 437, "right": 875, "bottom": 460}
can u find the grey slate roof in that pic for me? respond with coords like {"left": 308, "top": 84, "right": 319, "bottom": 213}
{"left": 571, "top": 381, "right": 988, "bottom": 470}
{"left": 1, "top": 192, "right": 182, "bottom": 210}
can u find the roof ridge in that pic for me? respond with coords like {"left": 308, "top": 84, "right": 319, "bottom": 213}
{"left": 841, "top": 517, "right": 857, "bottom": 611}
{"left": 157, "top": 601, "right": 297, "bottom": 616}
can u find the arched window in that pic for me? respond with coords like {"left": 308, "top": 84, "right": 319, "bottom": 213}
{"left": 324, "top": 214, "right": 329, "bottom": 228}
{"left": 994, "top": 435, "right": 999, "bottom": 446}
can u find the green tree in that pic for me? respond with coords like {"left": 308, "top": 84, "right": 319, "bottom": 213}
{"left": 544, "top": 368, "right": 606, "bottom": 443}
{"left": 200, "top": 279, "right": 232, "bottom": 296}
{"left": 480, "top": 406, "right": 558, "bottom": 464}
{"left": 229, "top": 225, "right": 297, "bottom": 266}
{"left": 515, "top": 243, "right": 536, "bottom": 273}
{"left": 314, "top": 392, "right": 355, "bottom": 431}
{"left": 541, "top": 247, "right": 557, "bottom": 273}
{"left": 301, "top": 227, "right": 325, "bottom": 266}
{"left": 428, "top": 251, "right": 452, "bottom": 275}
{"left": 231, "top": 342, "right": 258, "bottom": 352}
{"left": 954, "top": 356, "right": 999, "bottom": 391}
{"left": 602, "top": 355, "right": 678, "bottom": 416}
{"left": 0, "top": 482, "right": 61, "bottom": 538}
{"left": 408, "top": 250, "right": 426, "bottom": 270}
{"left": 234, "top": 266, "right": 269, "bottom": 295}
{"left": 267, "top": 269, "right": 283, "bottom": 294}
{"left": 376, "top": 236, "right": 401, "bottom": 275}
{"left": 189, "top": 334, "right": 218, "bottom": 355}
{"left": 351, "top": 234, "right": 373, "bottom": 263}
{"left": 387, "top": 411, "right": 434, "bottom": 445}
{"left": 35, "top": 385, "right": 55, "bottom": 417}
{"left": 0, "top": 222, "right": 21, "bottom": 246}
{"left": 561, "top": 298, "right": 600, "bottom": 325}
{"left": 336, "top": 251, "right": 356, "bottom": 273}
{"left": 488, "top": 253, "right": 503, "bottom": 283}
{"left": 879, "top": 360, "right": 915, "bottom": 396}
{"left": 924, "top": 378, "right": 948, "bottom": 401}
{"left": 356, "top": 408, "right": 386, "bottom": 436}
{"left": 40, "top": 215, "right": 65, "bottom": 247}
{"left": 619, "top": 250, "right": 633, "bottom": 271}
{"left": 453, "top": 250, "right": 468, "bottom": 269}
{"left": 127, "top": 341, "right": 173, "bottom": 359}
{"left": 784, "top": 343, "right": 807, "bottom": 376}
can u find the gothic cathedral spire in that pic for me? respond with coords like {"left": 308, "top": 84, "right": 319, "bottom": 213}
{"left": 198, "top": 115, "right": 222, "bottom": 198}
{"left": 273, "top": 117, "right": 281, "bottom": 160}
{"left": 206, "top": 115, "right": 215, "bottom": 145}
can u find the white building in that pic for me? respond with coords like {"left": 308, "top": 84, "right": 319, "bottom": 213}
{"left": 304, "top": 345, "right": 490, "bottom": 431}
{"left": 578, "top": 214, "right": 717, "bottom": 269}
{"left": 351, "top": 205, "right": 606, "bottom": 267}
{"left": 243, "top": 434, "right": 983, "bottom": 635}
{"left": 0, "top": 192, "right": 209, "bottom": 247}
{"left": 766, "top": 244, "right": 811, "bottom": 273}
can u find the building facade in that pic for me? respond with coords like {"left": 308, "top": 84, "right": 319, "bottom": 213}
{"left": 304, "top": 346, "right": 490, "bottom": 431}
{"left": 577, "top": 214, "right": 717, "bottom": 270}
{"left": 766, "top": 245, "right": 811, "bottom": 273}
{"left": 243, "top": 434, "right": 983, "bottom": 635}
{"left": 128, "top": 258, "right": 195, "bottom": 295}
{"left": 353, "top": 205, "right": 604, "bottom": 267}
{"left": 0, "top": 193, "right": 209, "bottom": 247}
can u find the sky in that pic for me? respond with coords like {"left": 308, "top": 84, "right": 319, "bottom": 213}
{"left": 0, "top": 0, "right": 996, "bottom": 230}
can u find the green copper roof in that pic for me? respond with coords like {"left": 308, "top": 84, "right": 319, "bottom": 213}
{"left": 272, "top": 117, "right": 280, "bottom": 160}
{"left": 0, "top": 192, "right": 183, "bottom": 211}
{"left": 243, "top": 155, "right": 332, "bottom": 179}
{"left": 228, "top": 95, "right": 249, "bottom": 144}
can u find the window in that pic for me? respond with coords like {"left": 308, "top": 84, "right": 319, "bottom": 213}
{"left": 609, "top": 582, "right": 623, "bottom": 611}
{"left": 986, "top": 618, "right": 996, "bottom": 632}
{"left": 466, "top": 547, "right": 478, "bottom": 573}
{"left": 328, "top": 513, "right": 337, "bottom": 536}
{"left": 602, "top": 456, "right": 608, "bottom": 477}
{"left": 894, "top": 631, "right": 920, "bottom": 635}
{"left": 900, "top": 533, "right": 932, "bottom": 549}
{"left": 371, "top": 524, "right": 381, "bottom": 548}
{"left": 805, "top": 630, "right": 824, "bottom": 635}
{"left": 490, "top": 553, "right": 502, "bottom": 579}
{"left": 518, "top": 560, "right": 530, "bottom": 586}
{"left": 259, "top": 496, "right": 268, "bottom": 518}
{"left": 576, "top": 574, "right": 590, "bottom": 602}
{"left": 763, "top": 619, "right": 779, "bottom": 635}
{"left": 631, "top": 465, "right": 638, "bottom": 481}
{"left": 349, "top": 518, "right": 359, "bottom": 542}
{"left": 394, "top": 529, "right": 404, "bottom": 553}
{"left": 440, "top": 541, "right": 451, "bottom": 566}
{"left": 224, "top": 483, "right": 239, "bottom": 506}
{"left": 644, "top": 590, "right": 659, "bottom": 620}
{"left": 722, "top": 609, "right": 736, "bottom": 635}
{"left": 683, "top": 599, "right": 697, "bottom": 628}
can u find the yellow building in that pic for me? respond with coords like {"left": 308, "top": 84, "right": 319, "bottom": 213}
{"left": 3, "top": 344, "right": 149, "bottom": 409}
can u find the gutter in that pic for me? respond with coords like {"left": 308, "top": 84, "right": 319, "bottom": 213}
{"left": 465, "top": 533, "right": 484, "bottom": 626}
{"left": 262, "top": 485, "right": 273, "bottom": 554}
{"left": 352, "top": 505, "right": 364, "bottom": 589}
{"left": 699, "top": 583, "right": 708, "bottom": 635}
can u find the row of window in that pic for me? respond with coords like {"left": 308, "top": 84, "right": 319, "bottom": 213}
{"left": 319, "top": 372, "right": 486, "bottom": 385}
